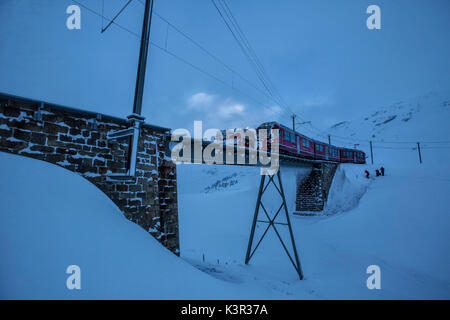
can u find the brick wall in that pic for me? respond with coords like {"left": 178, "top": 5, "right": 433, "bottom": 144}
{"left": 0, "top": 93, "right": 179, "bottom": 254}
{"left": 295, "top": 162, "right": 338, "bottom": 213}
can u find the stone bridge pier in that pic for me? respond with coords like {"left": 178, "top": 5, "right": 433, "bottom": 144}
{"left": 293, "top": 162, "right": 338, "bottom": 214}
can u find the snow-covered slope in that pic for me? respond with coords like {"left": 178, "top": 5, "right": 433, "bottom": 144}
{"left": 329, "top": 91, "right": 450, "bottom": 142}
{"left": 0, "top": 152, "right": 261, "bottom": 299}
{"left": 177, "top": 92, "right": 450, "bottom": 299}
{"left": 327, "top": 91, "right": 450, "bottom": 167}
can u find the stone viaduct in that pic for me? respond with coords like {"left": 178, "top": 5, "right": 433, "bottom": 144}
{"left": 0, "top": 92, "right": 338, "bottom": 254}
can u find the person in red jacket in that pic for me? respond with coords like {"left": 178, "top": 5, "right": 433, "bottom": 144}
{"left": 365, "top": 170, "right": 370, "bottom": 178}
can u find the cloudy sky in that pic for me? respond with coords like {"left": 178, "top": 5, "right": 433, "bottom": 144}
{"left": 0, "top": 0, "right": 449, "bottom": 136}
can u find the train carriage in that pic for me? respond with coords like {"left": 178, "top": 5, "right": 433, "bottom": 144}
{"left": 298, "top": 134, "right": 315, "bottom": 159}
{"left": 253, "top": 121, "right": 365, "bottom": 164}
{"left": 340, "top": 148, "right": 356, "bottom": 163}
{"left": 313, "top": 141, "right": 328, "bottom": 160}
{"left": 328, "top": 146, "right": 340, "bottom": 162}
{"left": 355, "top": 150, "right": 366, "bottom": 164}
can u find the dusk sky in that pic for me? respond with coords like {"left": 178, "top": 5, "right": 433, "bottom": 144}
{"left": 1, "top": 0, "right": 449, "bottom": 136}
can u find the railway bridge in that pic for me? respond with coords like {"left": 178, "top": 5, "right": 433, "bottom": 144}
{"left": 169, "top": 138, "right": 340, "bottom": 279}
{"left": 171, "top": 138, "right": 339, "bottom": 214}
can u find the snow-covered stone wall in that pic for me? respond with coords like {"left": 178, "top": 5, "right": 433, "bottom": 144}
{"left": 295, "top": 162, "right": 338, "bottom": 213}
{"left": 0, "top": 93, "right": 179, "bottom": 254}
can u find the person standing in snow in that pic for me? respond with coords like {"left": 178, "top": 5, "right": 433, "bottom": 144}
{"left": 380, "top": 167, "right": 385, "bottom": 176}
{"left": 365, "top": 170, "right": 370, "bottom": 179}
{"left": 376, "top": 169, "right": 381, "bottom": 177}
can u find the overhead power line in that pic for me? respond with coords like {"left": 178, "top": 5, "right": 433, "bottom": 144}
{"left": 101, "top": 0, "right": 134, "bottom": 34}
{"left": 70, "top": 0, "right": 281, "bottom": 115}
{"left": 71, "top": 0, "right": 140, "bottom": 37}
{"left": 219, "top": 0, "right": 290, "bottom": 109}
{"left": 151, "top": 12, "right": 274, "bottom": 103}
{"left": 149, "top": 41, "right": 275, "bottom": 110}
{"left": 210, "top": 0, "right": 294, "bottom": 120}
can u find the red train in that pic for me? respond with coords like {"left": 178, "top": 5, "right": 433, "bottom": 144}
{"left": 257, "top": 122, "right": 366, "bottom": 164}
{"left": 217, "top": 122, "right": 366, "bottom": 164}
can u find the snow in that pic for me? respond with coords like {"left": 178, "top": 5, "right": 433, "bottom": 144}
{"left": 0, "top": 152, "right": 257, "bottom": 299}
{"left": 1, "top": 92, "right": 450, "bottom": 299}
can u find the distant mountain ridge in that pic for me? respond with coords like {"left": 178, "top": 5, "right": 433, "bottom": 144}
{"left": 327, "top": 91, "right": 450, "bottom": 146}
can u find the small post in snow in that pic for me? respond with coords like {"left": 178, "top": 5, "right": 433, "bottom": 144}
{"left": 417, "top": 142, "right": 422, "bottom": 164}
{"left": 370, "top": 141, "right": 374, "bottom": 164}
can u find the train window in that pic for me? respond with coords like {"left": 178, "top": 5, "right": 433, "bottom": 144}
{"left": 302, "top": 139, "right": 309, "bottom": 148}
{"left": 290, "top": 134, "right": 295, "bottom": 143}
{"left": 284, "top": 131, "right": 290, "bottom": 141}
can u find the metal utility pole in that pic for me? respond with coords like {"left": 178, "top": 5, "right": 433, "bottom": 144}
{"left": 133, "top": 0, "right": 155, "bottom": 115}
{"left": 292, "top": 114, "right": 296, "bottom": 131}
{"left": 328, "top": 134, "right": 331, "bottom": 145}
{"left": 417, "top": 142, "right": 422, "bottom": 164}
{"left": 370, "top": 140, "right": 374, "bottom": 164}
{"left": 106, "top": 0, "right": 154, "bottom": 178}
{"left": 245, "top": 169, "right": 303, "bottom": 280}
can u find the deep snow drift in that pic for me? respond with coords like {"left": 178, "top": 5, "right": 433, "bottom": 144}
{"left": 0, "top": 152, "right": 262, "bottom": 299}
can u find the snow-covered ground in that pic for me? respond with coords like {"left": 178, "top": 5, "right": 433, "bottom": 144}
{"left": 177, "top": 162, "right": 450, "bottom": 299}
{"left": 0, "top": 152, "right": 262, "bottom": 299}
{"left": 1, "top": 92, "right": 450, "bottom": 299}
